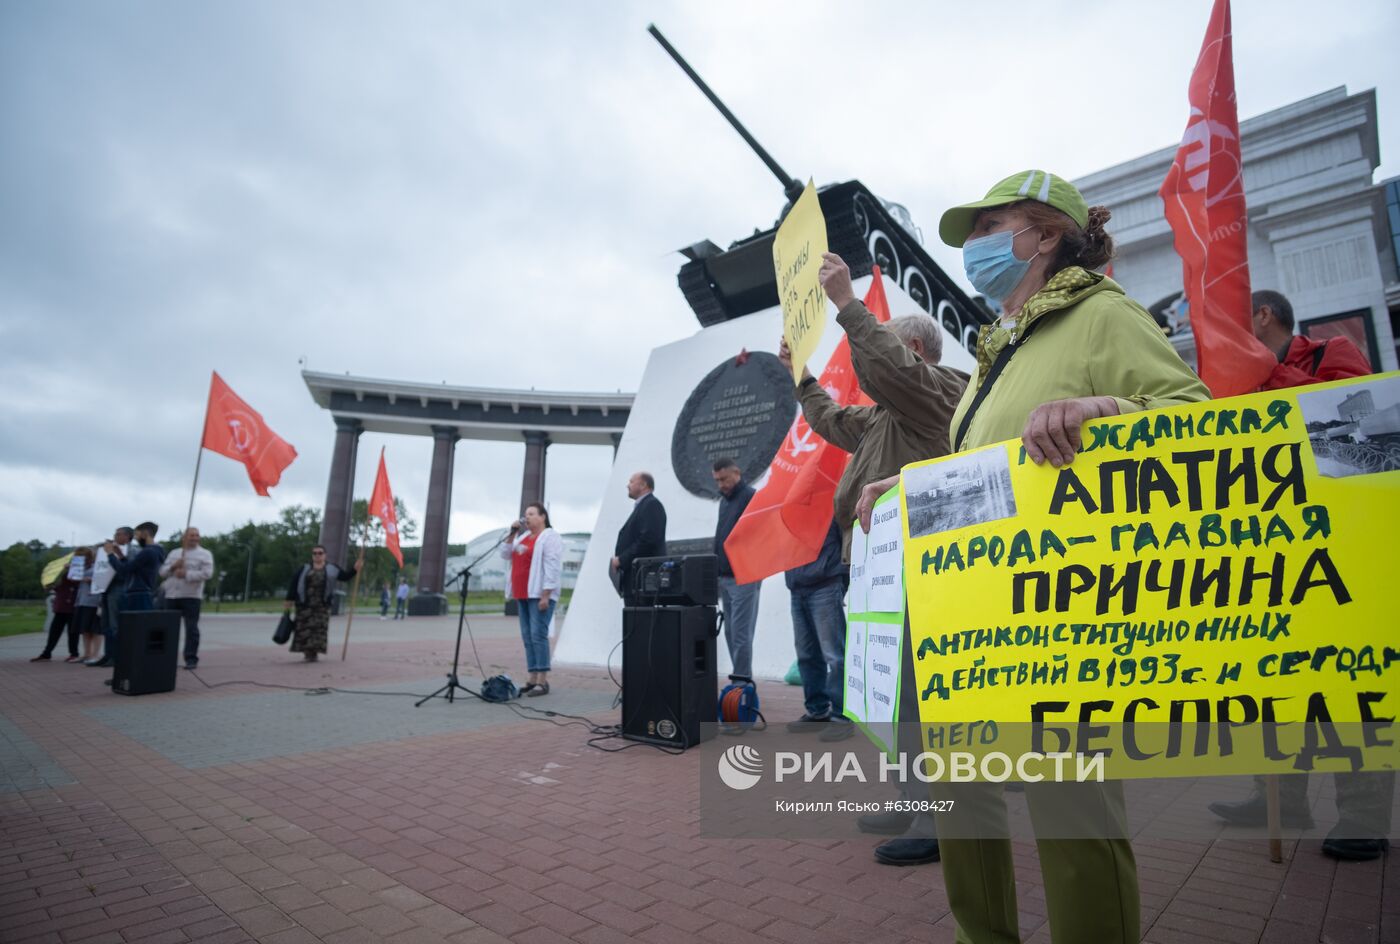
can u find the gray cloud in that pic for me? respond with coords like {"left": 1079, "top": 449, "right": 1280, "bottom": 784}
{"left": 2, "top": 0, "right": 1396, "bottom": 546}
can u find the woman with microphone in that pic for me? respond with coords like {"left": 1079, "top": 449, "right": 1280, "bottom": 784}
{"left": 500, "top": 502, "right": 564, "bottom": 696}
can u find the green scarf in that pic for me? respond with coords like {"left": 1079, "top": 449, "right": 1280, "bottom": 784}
{"left": 973, "top": 266, "right": 1103, "bottom": 378}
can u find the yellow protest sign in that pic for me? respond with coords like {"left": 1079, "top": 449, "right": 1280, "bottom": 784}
{"left": 772, "top": 180, "right": 828, "bottom": 383}
{"left": 41, "top": 552, "right": 74, "bottom": 588}
{"left": 901, "top": 375, "right": 1400, "bottom": 779}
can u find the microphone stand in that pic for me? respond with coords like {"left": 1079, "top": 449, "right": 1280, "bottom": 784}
{"left": 415, "top": 528, "right": 516, "bottom": 707}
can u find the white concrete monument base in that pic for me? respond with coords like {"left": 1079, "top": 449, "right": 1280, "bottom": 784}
{"left": 555, "top": 274, "right": 977, "bottom": 681}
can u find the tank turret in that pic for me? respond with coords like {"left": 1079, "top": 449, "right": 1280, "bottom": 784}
{"left": 649, "top": 25, "right": 992, "bottom": 355}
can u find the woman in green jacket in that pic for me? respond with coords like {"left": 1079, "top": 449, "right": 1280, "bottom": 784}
{"left": 856, "top": 170, "right": 1208, "bottom": 944}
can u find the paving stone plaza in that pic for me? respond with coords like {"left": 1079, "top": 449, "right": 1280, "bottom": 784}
{"left": 1, "top": 612, "right": 1396, "bottom": 943}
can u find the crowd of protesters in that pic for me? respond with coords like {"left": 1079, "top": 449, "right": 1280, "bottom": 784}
{"left": 801, "top": 171, "right": 1383, "bottom": 940}
{"left": 605, "top": 170, "right": 1388, "bottom": 944}
{"left": 28, "top": 523, "right": 213, "bottom": 671}
{"left": 19, "top": 170, "right": 1387, "bottom": 942}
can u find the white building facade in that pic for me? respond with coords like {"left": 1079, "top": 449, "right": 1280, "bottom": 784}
{"left": 444, "top": 529, "right": 590, "bottom": 594}
{"left": 1074, "top": 87, "right": 1397, "bottom": 373}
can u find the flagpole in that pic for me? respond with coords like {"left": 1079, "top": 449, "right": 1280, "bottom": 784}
{"left": 185, "top": 378, "right": 213, "bottom": 533}
{"left": 341, "top": 539, "right": 365, "bottom": 661}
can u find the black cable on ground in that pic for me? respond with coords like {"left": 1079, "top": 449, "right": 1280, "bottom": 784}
{"left": 186, "top": 671, "right": 430, "bottom": 698}
{"left": 185, "top": 668, "right": 693, "bottom": 753}
{"left": 584, "top": 730, "right": 686, "bottom": 755}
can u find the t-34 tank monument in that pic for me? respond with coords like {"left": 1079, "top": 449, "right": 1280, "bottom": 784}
{"left": 648, "top": 25, "right": 991, "bottom": 355}
{"left": 555, "top": 27, "right": 980, "bottom": 678}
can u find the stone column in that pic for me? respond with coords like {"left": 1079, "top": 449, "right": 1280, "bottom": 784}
{"left": 319, "top": 417, "right": 362, "bottom": 567}
{"left": 518, "top": 430, "right": 551, "bottom": 515}
{"left": 410, "top": 425, "right": 457, "bottom": 616}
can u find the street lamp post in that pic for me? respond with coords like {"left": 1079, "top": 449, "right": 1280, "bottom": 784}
{"left": 215, "top": 570, "right": 226, "bottom": 612}
{"left": 243, "top": 542, "right": 255, "bottom": 603}
{"left": 225, "top": 540, "right": 257, "bottom": 604}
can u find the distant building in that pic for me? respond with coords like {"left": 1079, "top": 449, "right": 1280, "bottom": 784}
{"left": 444, "top": 529, "right": 590, "bottom": 594}
{"left": 1360, "top": 403, "right": 1400, "bottom": 438}
{"left": 1339, "top": 389, "right": 1376, "bottom": 422}
{"left": 1075, "top": 87, "right": 1398, "bottom": 373}
{"left": 1382, "top": 175, "right": 1400, "bottom": 330}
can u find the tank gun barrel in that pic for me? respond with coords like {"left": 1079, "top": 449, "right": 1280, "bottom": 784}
{"left": 647, "top": 24, "right": 804, "bottom": 203}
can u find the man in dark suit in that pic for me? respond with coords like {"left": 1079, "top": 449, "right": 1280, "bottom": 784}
{"left": 611, "top": 471, "right": 666, "bottom": 593}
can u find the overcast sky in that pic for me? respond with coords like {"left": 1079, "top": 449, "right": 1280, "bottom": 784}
{"left": 2, "top": 0, "right": 1396, "bottom": 550}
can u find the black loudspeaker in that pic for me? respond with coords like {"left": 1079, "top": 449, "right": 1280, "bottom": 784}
{"left": 113, "top": 610, "right": 180, "bottom": 696}
{"left": 621, "top": 606, "right": 718, "bottom": 749}
{"left": 624, "top": 554, "right": 718, "bottom": 606}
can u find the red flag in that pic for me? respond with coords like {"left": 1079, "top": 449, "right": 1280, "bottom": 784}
{"left": 368, "top": 448, "right": 403, "bottom": 568}
{"left": 723, "top": 269, "right": 890, "bottom": 583}
{"left": 1158, "top": 0, "right": 1274, "bottom": 396}
{"left": 201, "top": 372, "right": 297, "bottom": 496}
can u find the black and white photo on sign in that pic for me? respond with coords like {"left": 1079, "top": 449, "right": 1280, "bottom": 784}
{"left": 1297, "top": 376, "right": 1400, "bottom": 478}
{"left": 903, "top": 446, "right": 1018, "bottom": 539}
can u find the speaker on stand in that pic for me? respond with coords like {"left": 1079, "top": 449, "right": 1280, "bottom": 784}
{"left": 620, "top": 555, "right": 719, "bottom": 750}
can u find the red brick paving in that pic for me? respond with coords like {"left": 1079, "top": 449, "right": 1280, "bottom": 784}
{"left": 2, "top": 614, "right": 1396, "bottom": 943}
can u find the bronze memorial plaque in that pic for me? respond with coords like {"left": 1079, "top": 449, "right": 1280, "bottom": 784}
{"left": 671, "top": 352, "right": 796, "bottom": 499}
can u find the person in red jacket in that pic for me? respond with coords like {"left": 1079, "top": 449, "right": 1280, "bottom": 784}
{"left": 1215, "top": 287, "right": 1389, "bottom": 862}
{"left": 1252, "top": 289, "right": 1372, "bottom": 389}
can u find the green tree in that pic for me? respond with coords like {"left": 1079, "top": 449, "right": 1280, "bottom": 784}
{"left": 348, "top": 498, "right": 418, "bottom": 598}
{"left": 257, "top": 506, "right": 324, "bottom": 599}
{"left": 1, "top": 543, "right": 41, "bottom": 599}
{"left": 196, "top": 505, "right": 323, "bottom": 601}
{"left": 203, "top": 523, "right": 262, "bottom": 601}
{"left": 38, "top": 543, "right": 70, "bottom": 580}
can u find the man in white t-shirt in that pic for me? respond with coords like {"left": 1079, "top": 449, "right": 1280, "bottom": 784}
{"left": 159, "top": 528, "right": 215, "bottom": 669}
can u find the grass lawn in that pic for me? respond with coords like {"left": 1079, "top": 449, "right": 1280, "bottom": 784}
{"left": 0, "top": 601, "right": 47, "bottom": 637}
{"left": 0, "top": 589, "right": 571, "bottom": 635}
{"left": 208, "top": 589, "right": 561, "bottom": 614}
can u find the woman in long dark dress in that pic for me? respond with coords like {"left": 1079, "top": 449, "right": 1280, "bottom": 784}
{"left": 283, "top": 544, "right": 363, "bottom": 661}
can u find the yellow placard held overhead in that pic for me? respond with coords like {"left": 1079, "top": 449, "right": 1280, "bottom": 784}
{"left": 773, "top": 180, "right": 829, "bottom": 383}
{"left": 900, "top": 375, "right": 1400, "bottom": 780}
{"left": 41, "top": 552, "right": 75, "bottom": 588}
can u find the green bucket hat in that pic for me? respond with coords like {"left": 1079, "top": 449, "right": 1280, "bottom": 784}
{"left": 938, "top": 170, "right": 1089, "bottom": 248}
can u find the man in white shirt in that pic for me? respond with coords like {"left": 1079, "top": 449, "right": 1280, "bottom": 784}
{"left": 159, "top": 527, "right": 215, "bottom": 669}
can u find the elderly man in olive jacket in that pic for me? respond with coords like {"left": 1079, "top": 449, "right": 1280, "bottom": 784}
{"left": 780, "top": 255, "right": 969, "bottom": 562}
{"left": 779, "top": 251, "right": 969, "bottom": 867}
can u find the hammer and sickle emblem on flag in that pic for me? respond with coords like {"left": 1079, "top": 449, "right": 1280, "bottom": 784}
{"left": 226, "top": 417, "right": 252, "bottom": 454}
{"left": 786, "top": 426, "right": 818, "bottom": 459}
{"left": 1177, "top": 108, "right": 1243, "bottom": 207}
{"left": 222, "top": 405, "right": 261, "bottom": 456}
{"left": 785, "top": 420, "right": 819, "bottom": 460}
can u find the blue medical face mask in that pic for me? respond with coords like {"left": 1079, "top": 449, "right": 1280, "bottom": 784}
{"left": 962, "top": 226, "right": 1038, "bottom": 305}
